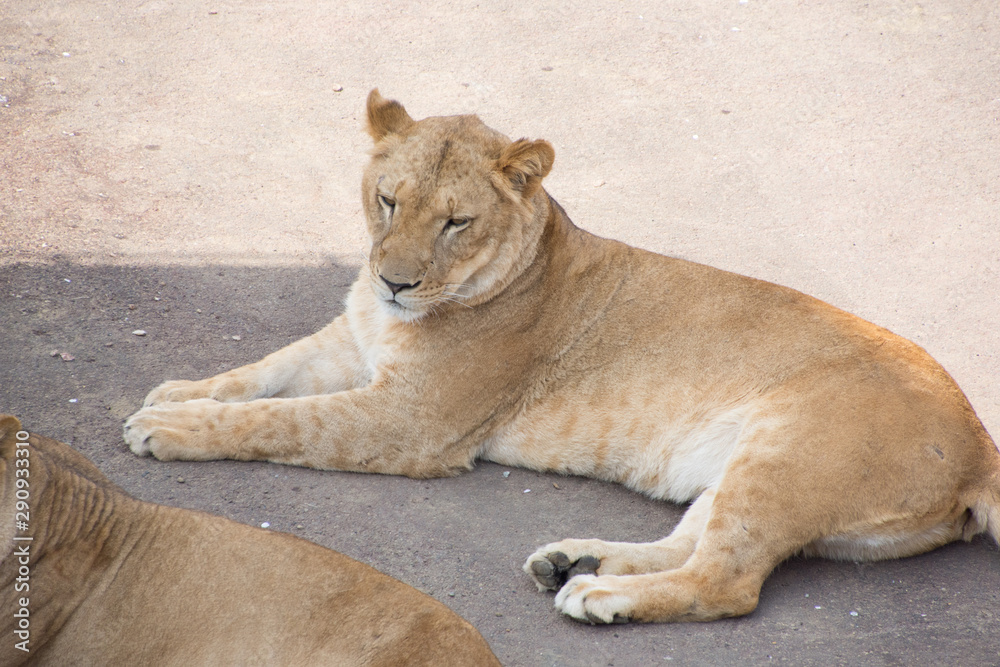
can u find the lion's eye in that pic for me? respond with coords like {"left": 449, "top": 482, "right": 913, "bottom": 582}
{"left": 377, "top": 194, "right": 395, "bottom": 209}
{"left": 445, "top": 218, "right": 471, "bottom": 232}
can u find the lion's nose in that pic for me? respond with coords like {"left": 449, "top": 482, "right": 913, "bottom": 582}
{"left": 380, "top": 276, "right": 421, "bottom": 295}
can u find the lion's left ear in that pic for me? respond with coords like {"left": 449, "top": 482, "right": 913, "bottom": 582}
{"left": 492, "top": 139, "right": 555, "bottom": 199}
{"left": 366, "top": 89, "right": 415, "bottom": 142}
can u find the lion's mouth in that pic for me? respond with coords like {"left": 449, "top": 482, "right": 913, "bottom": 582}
{"left": 383, "top": 295, "right": 415, "bottom": 313}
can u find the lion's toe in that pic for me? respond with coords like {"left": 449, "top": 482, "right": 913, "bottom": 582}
{"left": 524, "top": 545, "right": 603, "bottom": 592}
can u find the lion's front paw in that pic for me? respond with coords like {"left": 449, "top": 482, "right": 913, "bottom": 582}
{"left": 554, "top": 574, "right": 633, "bottom": 625}
{"left": 524, "top": 540, "right": 604, "bottom": 591}
{"left": 124, "top": 399, "right": 226, "bottom": 461}
{"left": 143, "top": 380, "right": 215, "bottom": 407}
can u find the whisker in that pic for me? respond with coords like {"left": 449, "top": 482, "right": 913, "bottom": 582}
{"left": 443, "top": 283, "right": 473, "bottom": 295}
{"left": 436, "top": 295, "right": 473, "bottom": 309}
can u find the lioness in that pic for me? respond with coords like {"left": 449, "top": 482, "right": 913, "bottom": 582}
{"left": 0, "top": 416, "right": 500, "bottom": 665}
{"left": 125, "top": 90, "right": 1000, "bottom": 624}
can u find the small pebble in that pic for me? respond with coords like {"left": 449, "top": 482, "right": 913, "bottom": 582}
{"left": 523, "top": 489, "right": 531, "bottom": 493}
{"left": 295, "top": 524, "right": 304, "bottom": 529}
{"left": 105, "top": 342, "right": 114, "bottom": 347}
{"left": 132, "top": 329, "right": 147, "bottom": 336}
{"left": 814, "top": 605, "right": 822, "bottom": 610}
{"left": 850, "top": 611, "right": 859, "bottom": 617}
{"left": 502, "top": 471, "right": 510, "bottom": 478}
{"left": 128, "top": 304, "right": 136, "bottom": 310}
{"left": 177, "top": 477, "right": 185, "bottom": 484}
{"left": 260, "top": 522, "right": 270, "bottom": 529}
{"left": 68, "top": 398, "right": 77, "bottom": 403}
{"left": 60, "top": 352, "right": 75, "bottom": 361}
{"left": 196, "top": 308, "right": 202, "bottom": 313}
{"left": 232, "top": 335, "right": 241, "bottom": 341}
{"left": 553, "top": 482, "right": 561, "bottom": 489}
{"left": 448, "top": 591, "right": 456, "bottom": 597}
{"left": 332, "top": 85, "right": 343, "bottom": 92}
{"left": 49, "top": 350, "right": 59, "bottom": 357}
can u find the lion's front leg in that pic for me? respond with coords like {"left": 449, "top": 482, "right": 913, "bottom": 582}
{"left": 125, "top": 390, "right": 476, "bottom": 478}
{"left": 141, "top": 313, "right": 366, "bottom": 407}
{"left": 126, "top": 399, "right": 240, "bottom": 460}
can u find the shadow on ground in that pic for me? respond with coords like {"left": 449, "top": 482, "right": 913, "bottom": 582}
{"left": 1, "top": 261, "right": 998, "bottom": 666}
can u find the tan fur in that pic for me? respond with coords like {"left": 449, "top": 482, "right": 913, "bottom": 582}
{"left": 0, "top": 416, "right": 500, "bottom": 664}
{"left": 125, "top": 91, "right": 1000, "bottom": 624}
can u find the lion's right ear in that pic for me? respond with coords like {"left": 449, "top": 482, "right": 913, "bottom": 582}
{"left": 366, "top": 89, "right": 415, "bottom": 142}
{"left": 492, "top": 138, "right": 555, "bottom": 199}
{"left": 0, "top": 415, "right": 22, "bottom": 461}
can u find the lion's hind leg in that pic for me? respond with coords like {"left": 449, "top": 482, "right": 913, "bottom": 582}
{"left": 552, "top": 495, "right": 987, "bottom": 624}
{"left": 524, "top": 487, "right": 716, "bottom": 591}
{"left": 541, "top": 443, "right": 991, "bottom": 623}
{"left": 547, "top": 479, "right": 800, "bottom": 623}
{"left": 535, "top": 417, "right": 855, "bottom": 623}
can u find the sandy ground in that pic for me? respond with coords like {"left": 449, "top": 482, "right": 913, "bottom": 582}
{"left": 2, "top": 1, "right": 999, "bottom": 664}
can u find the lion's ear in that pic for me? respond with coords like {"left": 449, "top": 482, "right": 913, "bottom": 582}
{"left": 493, "top": 139, "right": 555, "bottom": 198}
{"left": 0, "top": 415, "right": 22, "bottom": 462}
{"left": 366, "top": 89, "right": 415, "bottom": 142}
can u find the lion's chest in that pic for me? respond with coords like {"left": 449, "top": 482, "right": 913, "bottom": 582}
{"left": 345, "top": 278, "right": 416, "bottom": 378}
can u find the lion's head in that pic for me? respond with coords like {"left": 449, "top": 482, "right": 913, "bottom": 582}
{"left": 361, "top": 89, "right": 555, "bottom": 321}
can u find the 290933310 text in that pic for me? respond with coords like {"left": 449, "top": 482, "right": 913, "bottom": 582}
{"left": 12, "top": 429, "right": 32, "bottom": 653}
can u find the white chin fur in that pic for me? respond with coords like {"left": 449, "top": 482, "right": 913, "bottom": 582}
{"left": 377, "top": 298, "right": 428, "bottom": 323}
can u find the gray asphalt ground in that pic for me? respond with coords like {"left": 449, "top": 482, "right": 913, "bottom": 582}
{"left": 2, "top": 1, "right": 999, "bottom": 665}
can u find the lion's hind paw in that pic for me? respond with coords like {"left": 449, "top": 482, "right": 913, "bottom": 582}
{"left": 524, "top": 548, "right": 601, "bottom": 591}
{"left": 554, "top": 574, "right": 633, "bottom": 625}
